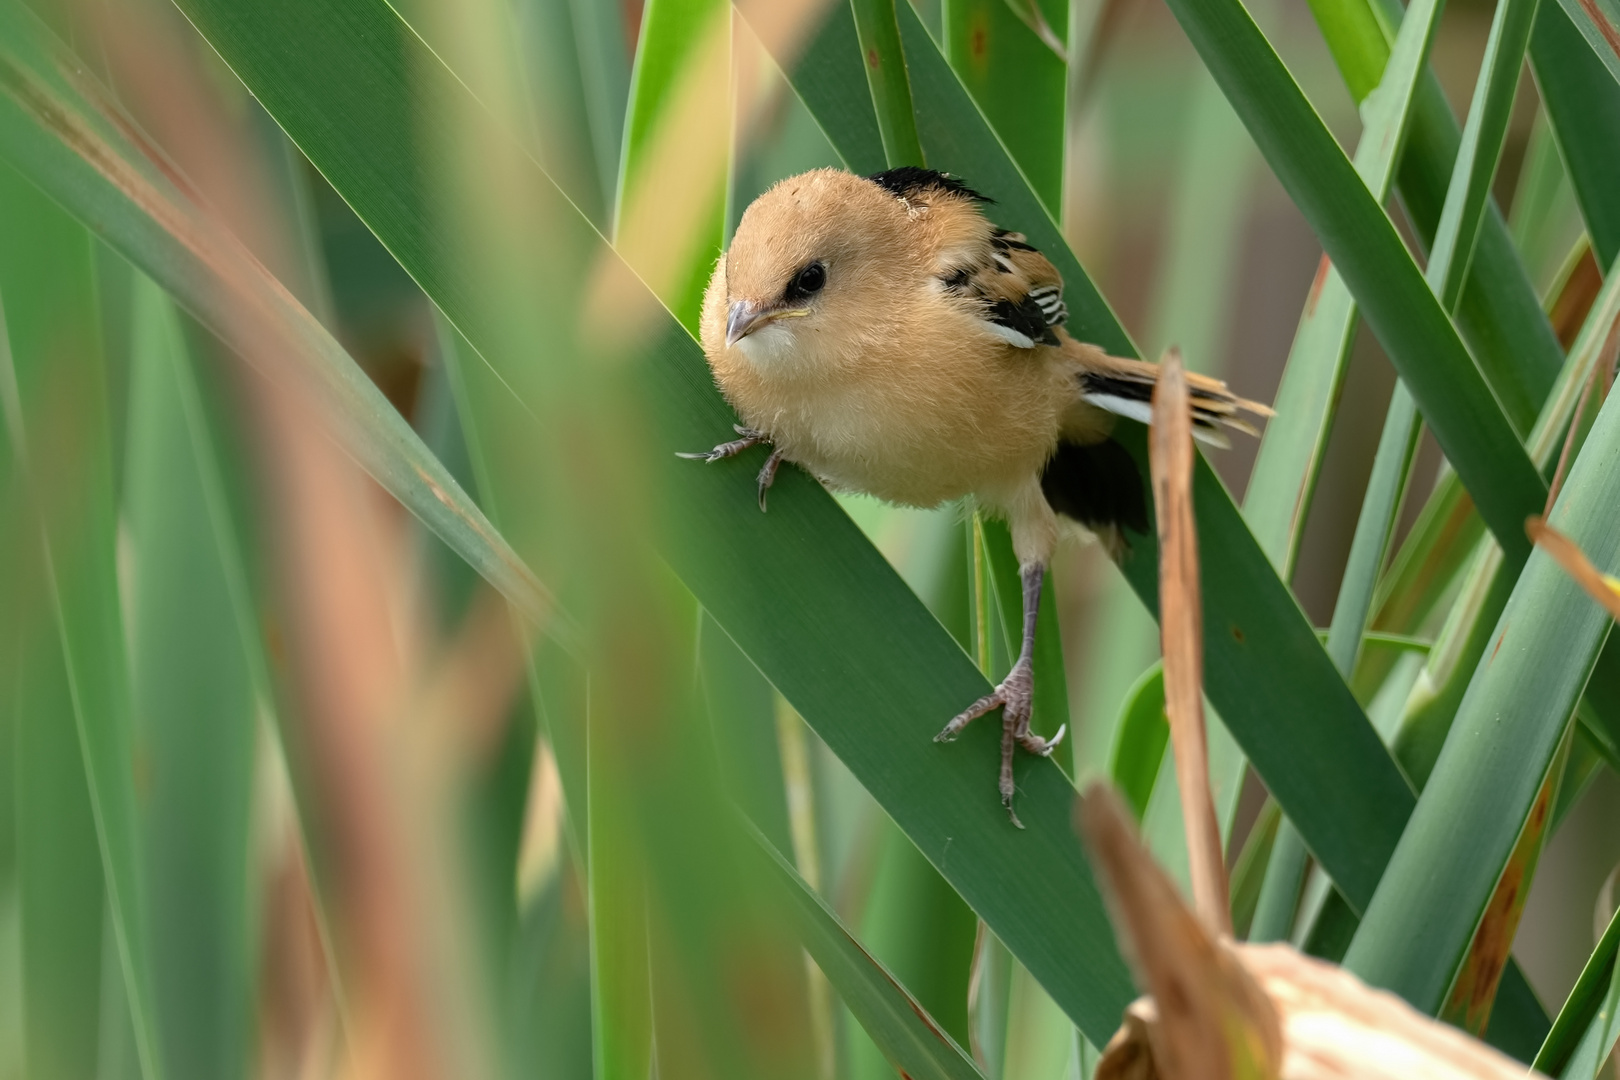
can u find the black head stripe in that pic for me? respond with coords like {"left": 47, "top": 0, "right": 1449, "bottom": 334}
{"left": 866, "top": 166, "right": 992, "bottom": 204}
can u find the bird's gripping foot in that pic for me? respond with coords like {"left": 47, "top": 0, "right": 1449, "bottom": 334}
{"left": 676, "top": 425, "right": 765, "bottom": 463}
{"left": 756, "top": 449, "right": 785, "bottom": 511}
{"left": 934, "top": 656, "right": 1067, "bottom": 828}
{"left": 678, "top": 426, "right": 786, "bottom": 511}
{"left": 934, "top": 560, "right": 1066, "bottom": 827}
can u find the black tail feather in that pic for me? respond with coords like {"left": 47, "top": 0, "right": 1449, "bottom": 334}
{"left": 1039, "top": 438, "right": 1148, "bottom": 538}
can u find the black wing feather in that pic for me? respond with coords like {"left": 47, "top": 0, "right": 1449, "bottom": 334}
{"left": 1040, "top": 438, "right": 1149, "bottom": 537}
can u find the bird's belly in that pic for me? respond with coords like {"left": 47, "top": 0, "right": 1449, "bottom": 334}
{"left": 762, "top": 393, "right": 1058, "bottom": 509}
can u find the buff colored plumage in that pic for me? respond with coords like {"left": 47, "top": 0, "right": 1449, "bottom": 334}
{"left": 685, "top": 166, "right": 1270, "bottom": 822}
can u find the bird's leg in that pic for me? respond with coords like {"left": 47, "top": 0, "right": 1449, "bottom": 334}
{"left": 757, "top": 448, "right": 786, "bottom": 511}
{"left": 934, "top": 561, "right": 1067, "bottom": 827}
{"left": 676, "top": 424, "right": 766, "bottom": 463}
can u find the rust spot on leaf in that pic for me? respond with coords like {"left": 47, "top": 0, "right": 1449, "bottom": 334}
{"left": 1231, "top": 625, "right": 1245, "bottom": 644}
{"left": 1442, "top": 762, "right": 1560, "bottom": 1034}
{"left": 867, "top": 47, "right": 881, "bottom": 69}
{"left": 1304, "top": 255, "right": 1332, "bottom": 318}
{"left": 1574, "top": 0, "right": 1620, "bottom": 65}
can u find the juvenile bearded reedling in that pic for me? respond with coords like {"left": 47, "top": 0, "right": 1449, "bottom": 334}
{"left": 685, "top": 167, "right": 1272, "bottom": 824}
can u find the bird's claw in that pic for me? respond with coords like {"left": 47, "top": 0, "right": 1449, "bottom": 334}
{"left": 676, "top": 426, "right": 766, "bottom": 463}
{"left": 757, "top": 449, "right": 785, "bottom": 511}
{"left": 934, "top": 660, "right": 1065, "bottom": 826}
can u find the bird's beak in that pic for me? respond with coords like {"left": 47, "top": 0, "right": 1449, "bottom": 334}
{"left": 726, "top": 300, "right": 770, "bottom": 347}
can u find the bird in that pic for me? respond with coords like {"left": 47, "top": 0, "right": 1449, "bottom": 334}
{"left": 683, "top": 166, "right": 1270, "bottom": 824}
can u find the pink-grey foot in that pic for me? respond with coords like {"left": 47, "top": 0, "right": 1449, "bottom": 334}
{"left": 756, "top": 448, "right": 785, "bottom": 511}
{"left": 677, "top": 424, "right": 766, "bottom": 463}
{"left": 934, "top": 561, "right": 1067, "bottom": 827}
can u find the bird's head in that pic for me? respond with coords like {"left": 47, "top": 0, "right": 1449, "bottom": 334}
{"left": 702, "top": 168, "right": 915, "bottom": 372}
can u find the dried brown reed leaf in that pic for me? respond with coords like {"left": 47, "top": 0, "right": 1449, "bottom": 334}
{"left": 262, "top": 381, "right": 441, "bottom": 1080}
{"left": 1549, "top": 242, "right": 1603, "bottom": 352}
{"left": 1078, "top": 784, "right": 1281, "bottom": 1080}
{"left": 1238, "top": 946, "right": 1545, "bottom": 1080}
{"left": 1526, "top": 516, "right": 1620, "bottom": 621}
{"left": 1149, "top": 346, "right": 1230, "bottom": 935}
{"left": 1078, "top": 785, "right": 1549, "bottom": 1080}
{"left": 1545, "top": 317, "right": 1618, "bottom": 515}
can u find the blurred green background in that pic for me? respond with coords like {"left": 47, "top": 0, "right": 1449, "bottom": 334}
{"left": 3, "top": 0, "right": 1620, "bottom": 1077}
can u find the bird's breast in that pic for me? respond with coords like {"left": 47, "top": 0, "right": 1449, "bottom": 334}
{"left": 712, "top": 327, "right": 1077, "bottom": 509}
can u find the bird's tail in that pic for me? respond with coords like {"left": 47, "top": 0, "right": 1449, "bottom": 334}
{"left": 1061, "top": 339, "right": 1274, "bottom": 448}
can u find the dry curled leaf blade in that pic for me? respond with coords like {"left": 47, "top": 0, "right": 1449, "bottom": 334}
{"left": 1148, "top": 346, "right": 1230, "bottom": 937}
{"left": 1079, "top": 784, "right": 1551, "bottom": 1080}
{"left": 1078, "top": 784, "right": 1282, "bottom": 1080}
{"left": 1526, "top": 516, "right": 1620, "bottom": 621}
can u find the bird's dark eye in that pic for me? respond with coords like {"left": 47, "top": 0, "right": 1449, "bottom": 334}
{"left": 787, "top": 261, "right": 826, "bottom": 300}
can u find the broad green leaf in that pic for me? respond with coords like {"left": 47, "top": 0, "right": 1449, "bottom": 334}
{"left": 791, "top": 8, "right": 886, "bottom": 176}
{"left": 586, "top": 696, "right": 655, "bottom": 1080}
{"left": 1551, "top": 724, "right": 1607, "bottom": 830}
{"left": 0, "top": 161, "right": 162, "bottom": 1080}
{"left": 0, "top": 3, "right": 557, "bottom": 637}
{"left": 1139, "top": 701, "right": 1244, "bottom": 896}
{"left": 565, "top": 0, "right": 633, "bottom": 218}
{"left": 1438, "top": 730, "right": 1567, "bottom": 1035}
{"left": 166, "top": 0, "right": 1141, "bottom": 1045}
{"left": 1545, "top": 0, "right": 1620, "bottom": 85}
{"left": 1155, "top": 0, "right": 1548, "bottom": 561}
{"left": 124, "top": 277, "right": 256, "bottom": 1080}
{"left": 1490, "top": 965, "right": 1555, "bottom": 1063}
{"left": 846, "top": 820, "right": 978, "bottom": 1075}
{"left": 774, "top": 0, "right": 1418, "bottom": 921}
{"left": 1228, "top": 801, "right": 1280, "bottom": 939}
{"left": 1324, "top": 386, "right": 1422, "bottom": 676}
{"left": 752, "top": 825, "right": 986, "bottom": 1080}
{"left": 851, "top": 0, "right": 925, "bottom": 166}
{"left": 1347, "top": 0, "right": 1567, "bottom": 430}
{"left": 508, "top": 857, "right": 595, "bottom": 1078}
{"left": 1329, "top": 0, "right": 1538, "bottom": 700}
{"left": 13, "top": 594, "right": 105, "bottom": 1080}
{"left": 941, "top": 0, "right": 1066, "bottom": 213}
{"left": 1348, "top": 0, "right": 1547, "bottom": 660}
{"left": 1535, "top": 905, "right": 1620, "bottom": 1077}
{"left": 1108, "top": 665, "right": 1168, "bottom": 821}
{"left": 1263, "top": 6, "right": 1570, "bottom": 982}
{"left": 1242, "top": 0, "right": 1443, "bottom": 575}
{"left": 700, "top": 614, "right": 796, "bottom": 857}
{"left": 1342, "top": 353, "right": 1620, "bottom": 1014}
{"left": 1249, "top": 824, "right": 1308, "bottom": 943}
{"left": 1531, "top": 0, "right": 1620, "bottom": 268}
{"left": 615, "top": 0, "right": 729, "bottom": 331}
{"left": 1370, "top": 474, "right": 1482, "bottom": 637}
{"left": 1389, "top": 249, "right": 1620, "bottom": 788}
{"left": 1508, "top": 111, "right": 1583, "bottom": 294}
{"left": 1144, "top": 67, "right": 1257, "bottom": 374}
{"left": 1428, "top": 0, "right": 1543, "bottom": 315}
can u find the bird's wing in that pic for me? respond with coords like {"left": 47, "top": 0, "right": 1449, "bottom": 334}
{"left": 938, "top": 226, "right": 1069, "bottom": 349}
{"left": 863, "top": 166, "right": 1070, "bottom": 349}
